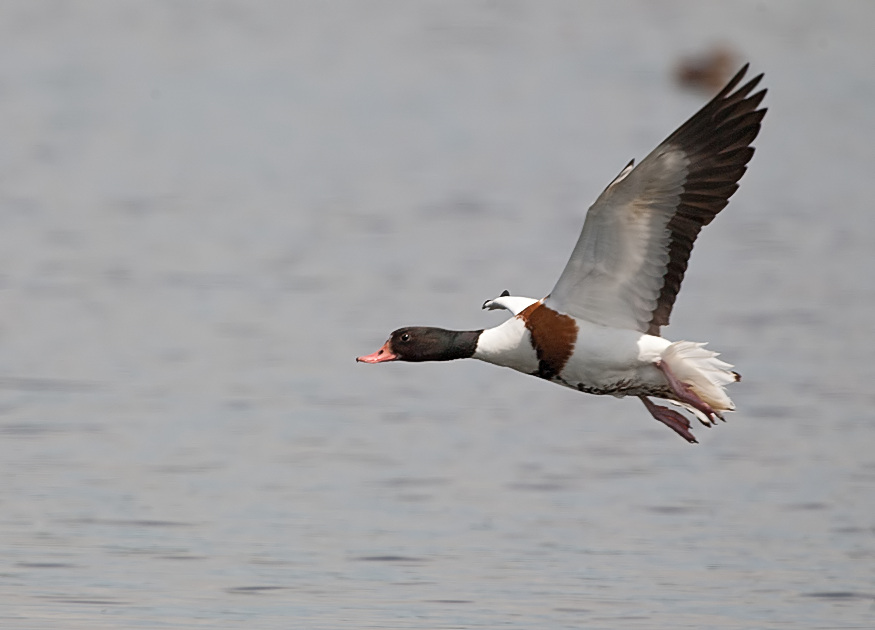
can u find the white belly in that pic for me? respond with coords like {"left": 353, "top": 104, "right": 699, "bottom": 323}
{"left": 558, "top": 321, "right": 671, "bottom": 396}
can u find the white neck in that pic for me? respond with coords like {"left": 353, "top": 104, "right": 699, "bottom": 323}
{"left": 472, "top": 317, "right": 539, "bottom": 373}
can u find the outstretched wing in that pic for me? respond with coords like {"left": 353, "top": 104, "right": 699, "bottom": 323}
{"left": 546, "top": 64, "right": 766, "bottom": 335}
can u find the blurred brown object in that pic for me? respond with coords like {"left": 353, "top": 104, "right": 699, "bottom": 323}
{"left": 674, "top": 46, "right": 738, "bottom": 95}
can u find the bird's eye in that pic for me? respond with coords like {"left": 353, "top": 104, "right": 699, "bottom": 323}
{"left": 400, "top": 333, "right": 410, "bottom": 342}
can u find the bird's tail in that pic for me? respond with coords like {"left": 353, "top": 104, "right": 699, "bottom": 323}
{"left": 661, "top": 341, "right": 740, "bottom": 426}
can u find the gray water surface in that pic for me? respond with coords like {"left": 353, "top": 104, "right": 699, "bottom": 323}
{"left": 0, "top": 2, "right": 873, "bottom": 628}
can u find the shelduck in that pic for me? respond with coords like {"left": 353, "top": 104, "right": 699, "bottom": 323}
{"left": 358, "top": 65, "right": 766, "bottom": 443}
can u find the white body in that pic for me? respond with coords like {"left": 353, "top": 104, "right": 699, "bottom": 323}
{"left": 474, "top": 297, "right": 737, "bottom": 421}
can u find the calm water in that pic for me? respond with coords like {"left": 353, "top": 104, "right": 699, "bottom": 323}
{"left": 0, "top": 2, "right": 873, "bottom": 628}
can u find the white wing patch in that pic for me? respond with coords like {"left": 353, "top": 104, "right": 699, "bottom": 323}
{"left": 482, "top": 295, "right": 539, "bottom": 316}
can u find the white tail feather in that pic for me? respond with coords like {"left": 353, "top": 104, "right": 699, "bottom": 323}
{"left": 666, "top": 400, "right": 719, "bottom": 427}
{"left": 661, "top": 341, "right": 738, "bottom": 415}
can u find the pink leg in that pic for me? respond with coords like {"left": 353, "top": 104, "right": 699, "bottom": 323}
{"left": 640, "top": 396, "right": 698, "bottom": 444}
{"left": 655, "top": 359, "right": 718, "bottom": 423}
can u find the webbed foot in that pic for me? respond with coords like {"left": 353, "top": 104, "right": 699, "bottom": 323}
{"left": 640, "top": 396, "right": 698, "bottom": 443}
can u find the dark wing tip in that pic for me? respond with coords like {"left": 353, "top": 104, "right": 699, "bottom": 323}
{"left": 721, "top": 63, "right": 750, "bottom": 93}
{"left": 647, "top": 65, "right": 767, "bottom": 335}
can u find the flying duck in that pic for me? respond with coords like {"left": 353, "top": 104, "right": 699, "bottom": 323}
{"left": 357, "top": 65, "right": 766, "bottom": 443}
